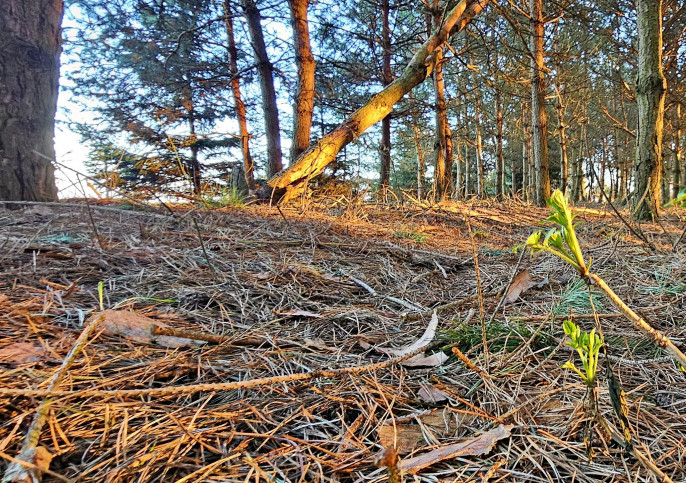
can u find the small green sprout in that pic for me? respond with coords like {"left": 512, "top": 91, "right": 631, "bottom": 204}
{"left": 526, "top": 190, "right": 589, "bottom": 275}
{"left": 562, "top": 320, "right": 603, "bottom": 387}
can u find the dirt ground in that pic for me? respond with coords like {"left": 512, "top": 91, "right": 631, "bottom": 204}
{"left": 0, "top": 197, "right": 685, "bottom": 482}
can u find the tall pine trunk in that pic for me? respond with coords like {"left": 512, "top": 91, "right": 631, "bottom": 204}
{"left": 0, "top": 0, "right": 62, "bottom": 201}
{"left": 431, "top": 1, "right": 453, "bottom": 200}
{"left": 242, "top": 0, "right": 283, "bottom": 176}
{"left": 632, "top": 0, "right": 666, "bottom": 220}
{"left": 289, "top": 0, "right": 315, "bottom": 162}
{"left": 673, "top": 104, "right": 682, "bottom": 198}
{"left": 223, "top": 0, "right": 256, "bottom": 191}
{"left": 530, "top": 0, "right": 551, "bottom": 205}
{"left": 379, "top": 0, "right": 393, "bottom": 199}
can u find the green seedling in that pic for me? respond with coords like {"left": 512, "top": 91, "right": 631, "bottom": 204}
{"left": 562, "top": 320, "right": 603, "bottom": 387}
{"left": 526, "top": 190, "right": 686, "bottom": 368}
{"left": 526, "top": 190, "right": 588, "bottom": 275}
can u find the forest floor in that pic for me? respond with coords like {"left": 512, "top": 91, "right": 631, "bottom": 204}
{"left": 0, "top": 195, "right": 685, "bottom": 482}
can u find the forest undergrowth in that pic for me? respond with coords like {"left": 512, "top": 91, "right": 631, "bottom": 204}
{"left": 0, "top": 196, "right": 685, "bottom": 482}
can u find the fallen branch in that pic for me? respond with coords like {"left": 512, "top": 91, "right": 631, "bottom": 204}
{"left": 3, "top": 313, "right": 106, "bottom": 482}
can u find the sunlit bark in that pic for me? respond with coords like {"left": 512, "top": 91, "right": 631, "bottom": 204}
{"left": 632, "top": 0, "right": 666, "bottom": 220}
{"left": 530, "top": 0, "right": 551, "bottom": 205}
{"left": 289, "top": 0, "right": 315, "bottom": 162}
{"left": 223, "top": 1, "right": 256, "bottom": 191}
{"left": 268, "top": 0, "right": 488, "bottom": 202}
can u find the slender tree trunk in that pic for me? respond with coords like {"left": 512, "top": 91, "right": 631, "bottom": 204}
{"left": 188, "top": 109, "right": 202, "bottom": 195}
{"left": 412, "top": 121, "right": 425, "bottom": 199}
{"left": 632, "top": 0, "right": 666, "bottom": 220}
{"left": 464, "top": 103, "right": 471, "bottom": 197}
{"left": 0, "top": 0, "right": 62, "bottom": 201}
{"left": 267, "top": 0, "right": 488, "bottom": 201}
{"left": 530, "top": 0, "right": 551, "bottom": 205}
{"left": 522, "top": 103, "right": 531, "bottom": 201}
{"left": 288, "top": 0, "right": 315, "bottom": 162}
{"left": 554, "top": 29, "right": 569, "bottom": 194}
{"left": 379, "top": 0, "right": 392, "bottom": 199}
{"left": 223, "top": 1, "right": 256, "bottom": 191}
{"left": 673, "top": 103, "right": 682, "bottom": 198}
{"left": 475, "top": 91, "right": 484, "bottom": 198}
{"left": 242, "top": 0, "right": 283, "bottom": 176}
{"left": 495, "top": 89, "right": 504, "bottom": 198}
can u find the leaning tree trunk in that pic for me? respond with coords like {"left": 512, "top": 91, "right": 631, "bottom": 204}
{"left": 632, "top": 0, "right": 666, "bottom": 220}
{"left": 289, "top": 0, "right": 315, "bottom": 162}
{"left": 242, "top": 0, "right": 282, "bottom": 176}
{"left": 530, "top": 0, "right": 551, "bottom": 206}
{"left": 379, "top": 0, "right": 393, "bottom": 199}
{"left": 268, "top": 0, "right": 488, "bottom": 202}
{"left": 223, "top": 0, "right": 256, "bottom": 191}
{"left": 0, "top": 0, "right": 62, "bottom": 201}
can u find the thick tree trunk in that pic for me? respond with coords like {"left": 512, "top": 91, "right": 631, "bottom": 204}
{"left": 289, "top": 0, "right": 315, "bottom": 163}
{"left": 379, "top": 0, "right": 392, "bottom": 199}
{"left": 268, "top": 0, "right": 487, "bottom": 201}
{"left": 530, "top": 0, "right": 551, "bottom": 205}
{"left": 224, "top": 1, "right": 256, "bottom": 191}
{"left": 242, "top": 0, "right": 282, "bottom": 176}
{"left": 632, "top": 0, "right": 666, "bottom": 220}
{"left": 0, "top": 0, "right": 62, "bottom": 201}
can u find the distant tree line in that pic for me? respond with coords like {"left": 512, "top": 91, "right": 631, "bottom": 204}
{"left": 0, "top": 0, "right": 683, "bottom": 220}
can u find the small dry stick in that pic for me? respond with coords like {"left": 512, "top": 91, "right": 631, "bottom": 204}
{"left": 586, "top": 272, "right": 686, "bottom": 368}
{"left": 3, "top": 313, "right": 106, "bottom": 482}
{"left": 0, "top": 338, "right": 456, "bottom": 400}
{"left": 464, "top": 212, "right": 489, "bottom": 371}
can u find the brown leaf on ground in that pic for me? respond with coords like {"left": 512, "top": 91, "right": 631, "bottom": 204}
{"left": 417, "top": 384, "right": 450, "bottom": 403}
{"left": 0, "top": 342, "right": 46, "bottom": 365}
{"left": 378, "top": 424, "right": 425, "bottom": 455}
{"left": 503, "top": 270, "right": 537, "bottom": 304}
{"left": 99, "top": 310, "right": 205, "bottom": 348}
{"left": 401, "top": 424, "right": 513, "bottom": 474}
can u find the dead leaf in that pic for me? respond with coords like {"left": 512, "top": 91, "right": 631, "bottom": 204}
{"left": 503, "top": 270, "right": 537, "bottom": 304}
{"left": 3, "top": 446, "right": 53, "bottom": 482}
{"left": 402, "top": 352, "right": 449, "bottom": 367}
{"left": 0, "top": 342, "right": 46, "bottom": 365}
{"left": 378, "top": 311, "right": 440, "bottom": 357}
{"left": 401, "top": 424, "right": 513, "bottom": 475}
{"left": 417, "top": 385, "right": 450, "bottom": 403}
{"left": 378, "top": 424, "right": 425, "bottom": 455}
{"left": 99, "top": 310, "right": 206, "bottom": 348}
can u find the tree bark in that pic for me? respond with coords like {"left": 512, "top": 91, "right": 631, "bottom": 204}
{"left": 223, "top": 1, "right": 256, "bottom": 191}
{"left": 0, "top": 0, "right": 62, "bottom": 201}
{"left": 268, "top": 0, "right": 488, "bottom": 202}
{"left": 288, "top": 0, "right": 315, "bottom": 162}
{"left": 430, "top": 1, "right": 453, "bottom": 200}
{"left": 379, "top": 0, "right": 393, "bottom": 199}
{"left": 673, "top": 103, "right": 682, "bottom": 198}
{"left": 530, "top": 0, "right": 551, "bottom": 205}
{"left": 474, "top": 91, "right": 484, "bottom": 198}
{"left": 242, "top": 0, "right": 283, "bottom": 177}
{"left": 632, "top": 0, "right": 666, "bottom": 220}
